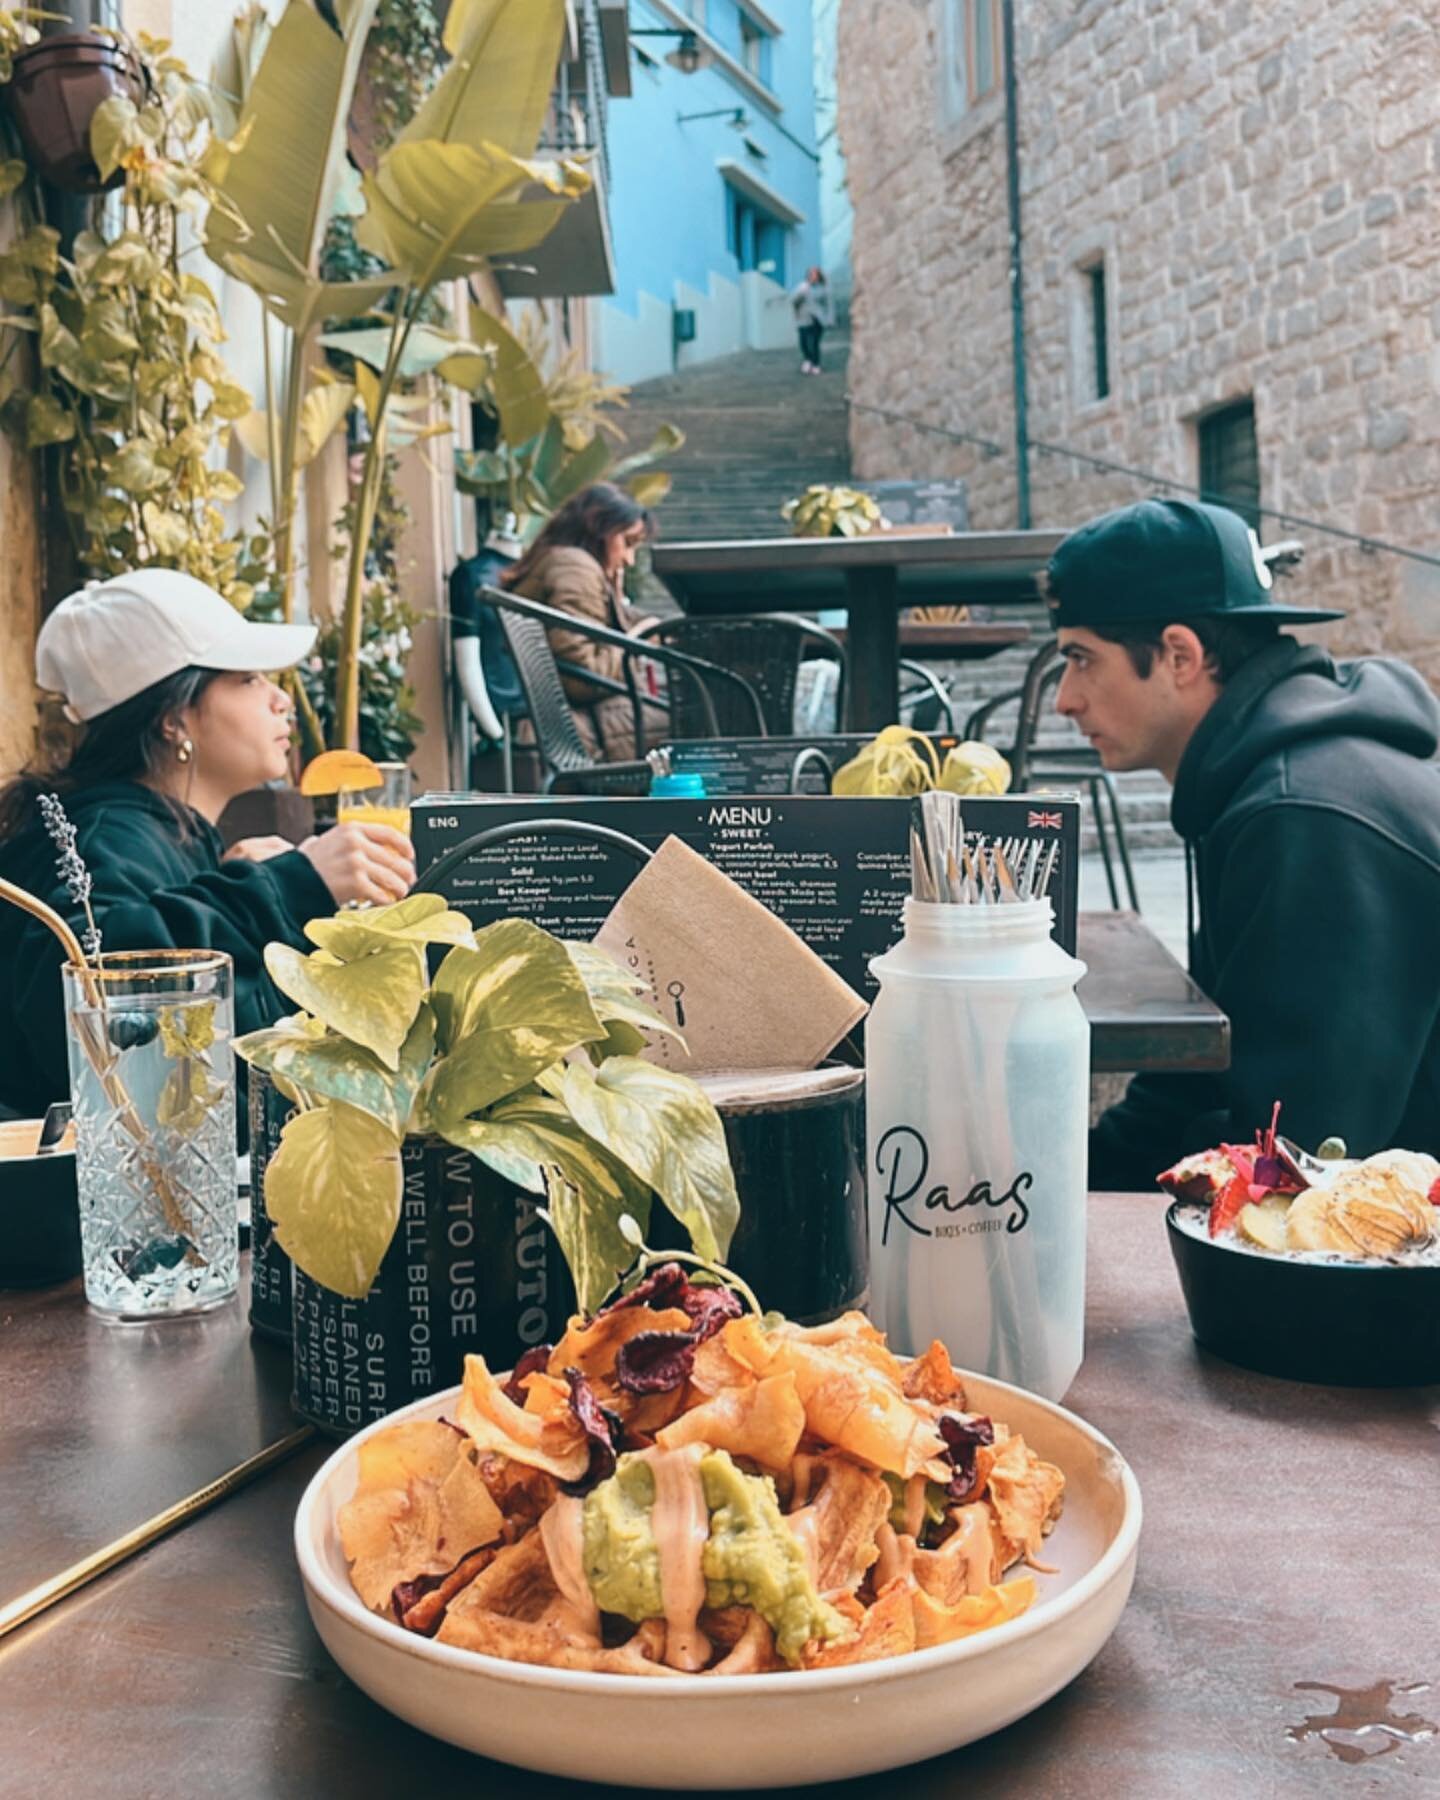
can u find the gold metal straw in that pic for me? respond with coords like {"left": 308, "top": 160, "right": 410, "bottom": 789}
{"left": 0, "top": 1424, "right": 316, "bottom": 1641}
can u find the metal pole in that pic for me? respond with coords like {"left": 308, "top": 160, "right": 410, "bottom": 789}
{"left": 1001, "top": 0, "right": 1030, "bottom": 529}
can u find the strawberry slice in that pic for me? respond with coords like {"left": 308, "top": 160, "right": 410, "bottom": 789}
{"left": 1429, "top": 1176, "right": 1440, "bottom": 1208}
{"left": 1208, "top": 1167, "right": 1253, "bottom": 1237}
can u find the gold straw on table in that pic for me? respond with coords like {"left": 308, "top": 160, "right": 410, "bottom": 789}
{"left": 0, "top": 1424, "right": 316, "bottom": 1642}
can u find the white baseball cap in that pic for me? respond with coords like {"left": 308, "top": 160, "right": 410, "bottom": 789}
{"left": 35, "top": 569, "right": 318, "bottom": 721}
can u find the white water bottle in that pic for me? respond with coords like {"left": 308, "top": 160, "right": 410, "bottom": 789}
{"left": 865, "top": 897, "right": 1090, "bottom": 1400}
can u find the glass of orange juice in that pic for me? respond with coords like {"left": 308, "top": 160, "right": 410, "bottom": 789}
{"left": 337, "top": 761, "right": 412, "bottom": 837}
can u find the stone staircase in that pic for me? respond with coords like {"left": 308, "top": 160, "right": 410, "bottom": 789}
{"left": 621, "top": 333, "right": 854, "bottom": 552}
{"left": 616, "top": 333, "right": 1180, "bottom": 860}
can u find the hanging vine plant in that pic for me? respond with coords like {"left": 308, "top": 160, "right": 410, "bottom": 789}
{"left": 0, "top": 30, "right": 258, "bottom": 605}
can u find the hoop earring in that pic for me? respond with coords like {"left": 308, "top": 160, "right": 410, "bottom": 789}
{"left": 176, "top": 737, "right": 194, "bottom": 765}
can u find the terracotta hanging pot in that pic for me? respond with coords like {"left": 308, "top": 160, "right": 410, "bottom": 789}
{"left": 3, "top": 33, "right": 144, "bottom": 193}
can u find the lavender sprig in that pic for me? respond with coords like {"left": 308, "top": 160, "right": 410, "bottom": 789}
{"left": 36, "top": 792, "right": 102, "bottom": 963}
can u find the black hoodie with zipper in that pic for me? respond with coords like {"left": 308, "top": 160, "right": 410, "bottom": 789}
{"left": 1089, "top": 639, "right": 1440, "bottom": 1189}
{"left": 0, "top": 781, "right": 332, "bottom": 1119}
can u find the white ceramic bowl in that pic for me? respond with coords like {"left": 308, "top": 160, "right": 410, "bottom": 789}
{"left": 295, "top": 1373, "right": 1141, "bottom": 1790}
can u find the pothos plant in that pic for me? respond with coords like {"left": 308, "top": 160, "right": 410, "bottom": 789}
{"left": 234, "top": 895, "right": 739, "bottom": 1313}
{"left": 832, "top": 726, "right": 1012, "bottom": 798}
{"left": 0, "top": 32, "right": 257, "bottom": 605}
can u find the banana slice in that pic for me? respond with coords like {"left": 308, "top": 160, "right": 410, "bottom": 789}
{"left": 1237, "top": 1201, "right": 1289, "bottom": 1254}
{"left": 1285, "top": 1188, "right": 1346, "bottom": 1255}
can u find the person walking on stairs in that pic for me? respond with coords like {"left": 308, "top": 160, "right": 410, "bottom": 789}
{"left": 789, "top": 266, "right": 833, "bottom": 374}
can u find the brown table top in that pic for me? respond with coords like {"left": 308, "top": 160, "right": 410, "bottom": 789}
{"left": 4, "top": 1209, "right": 1437, "bottom": 1795}
{"left": 0, "top": 1276, "right": 295, "bottom": 1589}
{"left": 830, "top": 621, "right": 1033, "bottom": 659}
{"left": 653, "top": 530, "right": 1066, "bottom": 613}
{"left": 1078, "top": 909, "right": 1229, "bottom": 1074}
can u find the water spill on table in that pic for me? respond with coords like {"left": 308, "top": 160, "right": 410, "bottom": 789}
{"left": 1286, "top": 1679, "right": 1436, "bottom": 1764}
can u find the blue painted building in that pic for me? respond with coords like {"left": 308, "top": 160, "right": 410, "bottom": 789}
{"left": 594, "top": 0, "right": 824, "bottom": 385}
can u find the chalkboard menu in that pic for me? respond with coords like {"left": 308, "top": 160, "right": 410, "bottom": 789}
{"left": 665, "top": 735, "right": 974, "bottom": 796}
{"left": 413, "top": 793, "right": 1080, "bottom": 1001}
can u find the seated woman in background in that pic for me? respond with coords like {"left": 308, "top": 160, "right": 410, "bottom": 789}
{"left": 501, "top": 482, "right": 669, "bottom": 762}
{"left": 0, "top": 569, "right": 416, "bottom": 1120}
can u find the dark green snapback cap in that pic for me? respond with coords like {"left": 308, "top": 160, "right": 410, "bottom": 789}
{"left": 1045, "top": 498, "right": 1344, "bottom": 628}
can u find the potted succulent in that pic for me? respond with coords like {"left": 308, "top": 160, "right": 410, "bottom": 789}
{"left": 782, "top": 483, "right": 888, "bottom": 539}
{"left": 235, "top": 894, "right": 739, "bottom": 1433}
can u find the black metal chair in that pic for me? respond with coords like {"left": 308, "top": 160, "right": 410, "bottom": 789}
{"left": 470, "top": 586, "right": 767, "bottom": 795}
{"left": 635, "top": 613, "right": 848, "bottom": 736}
{"left": 965, "top": 638, "right": 1141, "bottom": 911}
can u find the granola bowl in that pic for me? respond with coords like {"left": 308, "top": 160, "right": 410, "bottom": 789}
{"left": 294, "top": 1373, "right": 1141, "bottom": 1790}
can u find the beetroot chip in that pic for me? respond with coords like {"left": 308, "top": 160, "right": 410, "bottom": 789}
{"left": 562, "top": 1367, "right": 619, "bottom": 1492}
{"left": 600, "top": 1262, "right": 688, "bottom": 1316}
{"left": 938, "top": 1412, "right": 995, "bottom": 1501}
{"left": 614, "top": 1329, "right": 698, "bottom": 1395}
{"left": 681, "top": 1283, "right": 744, "bottom": 1343}
{"left": 502, "top": 1344, "right": 554, "bottom": 1407}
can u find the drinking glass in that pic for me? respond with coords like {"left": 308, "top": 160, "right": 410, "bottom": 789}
{"left": 338, "top": 762, "right": 413, "bottom": 838}
{"left": 62, "top": 950, "right": 238, "bottom": 1322}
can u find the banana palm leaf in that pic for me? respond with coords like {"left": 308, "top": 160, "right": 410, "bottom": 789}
{"left": 356, "top": 140, "right": 589, "bottom": 287}
{"left": 401, "top": 0, "right": 568, "bottom": 159}
{"left": 205, "top": 0, "right": 384, "bottom": 336}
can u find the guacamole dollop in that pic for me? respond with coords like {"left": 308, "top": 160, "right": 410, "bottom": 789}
{"left": 581, "top": 1453, "right": 664, "bottom": 1623}
{"left": 580, "top": 1449, "right": 848, "bottom": 1666}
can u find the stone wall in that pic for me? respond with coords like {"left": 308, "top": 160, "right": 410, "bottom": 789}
{"left": 837, "top": 0, "right": 1440, "bottom": 679}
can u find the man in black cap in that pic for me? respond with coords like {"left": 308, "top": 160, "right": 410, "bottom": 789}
{"left": 1046, "top": 496, "right": 1440, "bottom": 1186}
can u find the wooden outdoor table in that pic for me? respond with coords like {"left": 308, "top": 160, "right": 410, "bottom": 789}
{"left": 3, "top": 1208, "right": 1436, "bottom": 1797}
{"left": 1078, "top": 909, "right": 1230, "bottom": 1074}
{"left": 652, "top": 532, "right": 1064, "bottom": 729}
{"left": 829, "top": 620, "right": 1033, "bottom": 660}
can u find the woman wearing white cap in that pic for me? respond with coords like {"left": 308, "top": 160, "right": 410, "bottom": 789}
{"left": 0, "top": 570, "right": 416, "bottom": 1120}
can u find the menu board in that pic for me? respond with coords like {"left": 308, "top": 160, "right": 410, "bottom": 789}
{"left": 665, "top": 735, "right": 976, "bottom": 796}
{"left": 413, "top": 793, "right": 1080, "bottom": 1000}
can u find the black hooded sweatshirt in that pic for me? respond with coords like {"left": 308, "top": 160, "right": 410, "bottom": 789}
{"left": 0, "top": 781, "right": 331, "bottom": 1119}
{"left": 1089, "top": 639, "right": 1440, "bottom": 1189}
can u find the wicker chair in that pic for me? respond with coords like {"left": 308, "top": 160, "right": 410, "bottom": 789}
{"left": 635, "top": 614, "right": 848, "bottom": 736}
{"left": 965, "top": 638, "right": 1141, "bottom": 911}
{"left": 470, "top": 587, "right": 766, "bottom": 794}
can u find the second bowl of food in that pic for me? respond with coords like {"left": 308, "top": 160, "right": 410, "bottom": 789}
{"left": 1162, "top": 1117, "right": 1440, "bottom": 1385}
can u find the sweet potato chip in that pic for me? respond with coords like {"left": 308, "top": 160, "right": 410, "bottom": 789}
{"left": 655, "top": 1372, "right": 805, "bottom": 1468}
{"left": 398, "top": 1545, "right": 498, "bottom": 1635}
{"left": 902, "top": 1341, "right": 968, "bottom": 1406}
{"left": 911, "top": 1575, "right": 1036, "bottom": 1648}
{"left": 456, "top": 1354, "right": 590, "bottom": 1483}
{"left": 912, "top": 1502, "right": 1003, "bottom": 1605}
{"left": 750, "top": 1333, "right": 947, "bottom": 1477}
{"left": 801, "top": 1577, "right": 913, "bottom": 1668}
{"left": 338, "top": 1421, "right": 504, "bottom": 1613}
{"left": 985, "top": 1435, "right": 1065, "bottom": 1561}
{"left": 689, "top": 1328, "right": 760, "bottom": 1397}
{"left": 787, "top": 1452, "right": 892, "bottom": 1593}
{"left": 549, "top": 1307, "right": 693, "bottom": 1381}
{"left": 437, "top": 1606, "right": 681, "bottom": 1674}
{"left": 708, "top": 1609, "right": 783, "bottom": 1674}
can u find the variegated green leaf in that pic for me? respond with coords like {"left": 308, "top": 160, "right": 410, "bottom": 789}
{"left": 265, "top": 1101, "right": 403, "bottom": 1298}
{"left": 264, "top": 941, "right": 426, "bottom": 1071}
{"left": 425, "top": 920, "right": 604, "bottom": 1127}
{"left": 265, "top": 1005, "right": 435, "bottom": 1136}
{"left": 560, "top": 1056, "right": 739, "bottom": 1263}
{"left": 304, "top": 893, "right": 474, "bottom": 962}
{"left": 441, "top": 1090, "right": 651, "bottom": 1313}
{"left": 564, "top": 940, "right": 683, "bottom": 1051}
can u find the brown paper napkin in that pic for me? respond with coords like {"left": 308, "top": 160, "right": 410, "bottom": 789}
{"left": 595, "top": 836, "right": 867, "bottom": 1074}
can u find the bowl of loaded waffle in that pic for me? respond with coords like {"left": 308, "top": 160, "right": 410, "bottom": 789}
{"left": 1162, "top": 1108, "right": 1440, "bottom": 1385}
{"left": 294, "top": 1261, "right": 1141, "bottom": 1787}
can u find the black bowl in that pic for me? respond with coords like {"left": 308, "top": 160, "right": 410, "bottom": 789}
{"left": 1165, "top": 1199, "right": 1440, "bottom": 1386}
{"left": 0, "top": 1125, "right": 81, "bottom": 1288}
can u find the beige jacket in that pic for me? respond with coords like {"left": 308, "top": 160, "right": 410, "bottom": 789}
{"left": 516, "top": 544, "right": 624, "bottom": 708}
